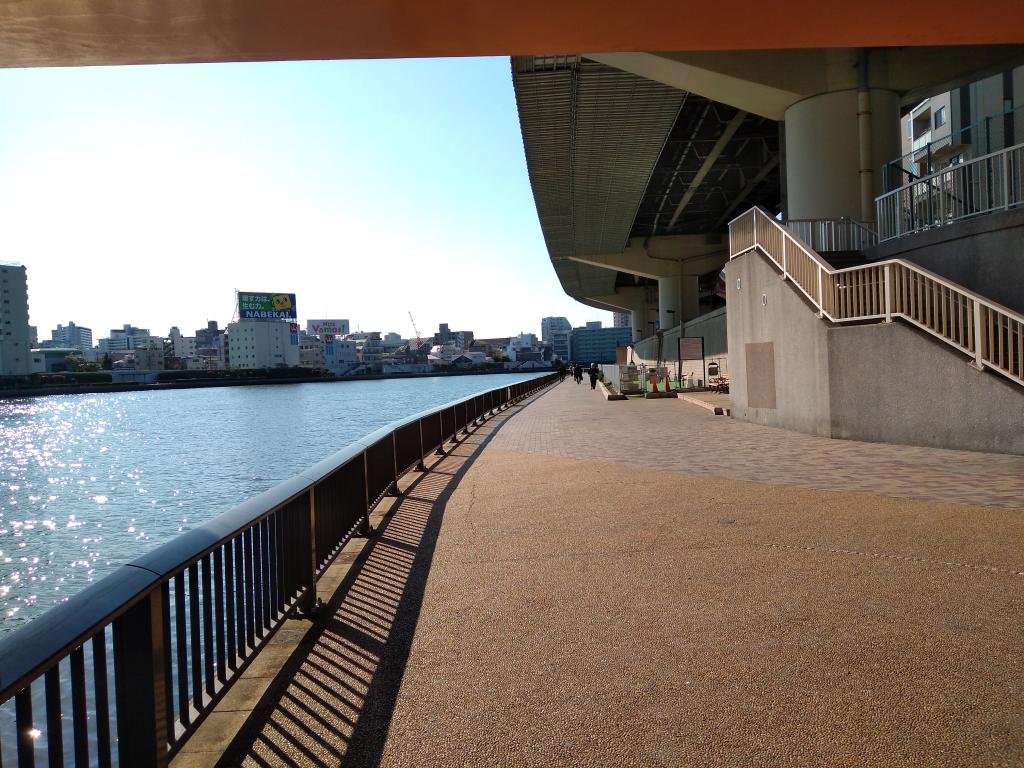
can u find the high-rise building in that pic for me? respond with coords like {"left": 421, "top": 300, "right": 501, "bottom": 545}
{"left": 541, "top": 316, "right": 572, "bottom": 343}
{"left": 0, "top": 263, "right": 32, "bottom": 375}
{"left": 50, "top": 322, "right": 93, "bottom": 352}
{"left": 612, "top": 312, "right": 631, "bottom": 329}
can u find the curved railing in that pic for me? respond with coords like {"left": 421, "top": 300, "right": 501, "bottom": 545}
{"left": 729, "top": 207, "right": 1024, "bottom": 388}
{"left": 0, "top": 373, "right": 558, "bottom": 767}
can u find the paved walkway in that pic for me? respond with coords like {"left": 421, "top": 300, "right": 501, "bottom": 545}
{"left": 176, "top": 382, "right": 1024, "bottom": 767}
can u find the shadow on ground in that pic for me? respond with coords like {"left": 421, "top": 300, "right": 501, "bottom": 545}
{"left": 214, "top": 399, "right": 539, "bottom": 767}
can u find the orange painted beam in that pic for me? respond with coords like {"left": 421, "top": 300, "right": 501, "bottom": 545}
{"left": 0, "top": 0, "right": 1022, "bottom": 69}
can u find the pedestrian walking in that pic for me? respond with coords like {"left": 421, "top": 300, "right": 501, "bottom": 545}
{"left": 588, "top": 365, "right": 598, "bottom": 391}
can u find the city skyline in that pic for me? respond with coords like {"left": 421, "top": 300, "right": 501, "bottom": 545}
{"left": 0, "top": 58, "right": 612, "bottom": 340}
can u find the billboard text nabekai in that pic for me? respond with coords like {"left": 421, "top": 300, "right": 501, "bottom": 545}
{"left": 238, "top": 292, "right": 297, "bottom": 320}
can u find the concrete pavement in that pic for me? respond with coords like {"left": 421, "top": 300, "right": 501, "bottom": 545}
{"left": 176, "top": 380, "right": 1024, "bottom": 767}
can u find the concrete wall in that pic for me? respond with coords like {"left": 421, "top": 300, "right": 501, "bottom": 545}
{"left": 725, "top": 252, "right": 832, "bottom": 436}
{"left": 727, "top": 249, "right": 1024, "bottom": 454}
{"left": 828, "top": 323, "right": 1024, "bottom": 454}
{"left": 866, "top": 207, "right": 1024, "bottom": 314}
{"left": 630, "top": 307, "right": 728, "bottom": 379}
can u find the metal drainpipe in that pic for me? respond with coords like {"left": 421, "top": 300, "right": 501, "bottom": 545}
{"left": 858, "top": 48, "right": 875, "bottom": 223}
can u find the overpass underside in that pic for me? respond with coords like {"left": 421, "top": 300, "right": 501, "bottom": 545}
{"left": 513, "top": 47, "right": 1024, "bottom": 342}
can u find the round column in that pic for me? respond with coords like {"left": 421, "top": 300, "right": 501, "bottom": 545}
{"left": 784, "top": 89, "right": 900, "bottom": 221}
{"left": 658, "top": 275, "right": 681, "bottom": 331}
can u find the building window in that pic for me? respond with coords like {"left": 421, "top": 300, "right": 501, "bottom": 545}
{"left": 934, "top": 107, "right": 947, "bottom": 128}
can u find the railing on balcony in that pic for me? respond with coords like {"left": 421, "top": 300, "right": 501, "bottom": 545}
{"left": 0, "top": 373, "right": 558, "bottom": 767}
{"left": 729, "top": 207, "right": 1024, "bottom": 388}
{"left": 876, "top": 142, "right": 1024, "bottom": 241}
{"left": 783, "top": 218, "right": 877, "bottom": 252}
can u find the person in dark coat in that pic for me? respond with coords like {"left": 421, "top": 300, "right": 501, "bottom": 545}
{"left": 588, "top": 364, "right": 598, "bottom": 390}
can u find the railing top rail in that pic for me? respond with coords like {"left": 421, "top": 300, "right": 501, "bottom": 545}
{"left": 876, "top": 140, "right": 1024, "bottom": 201}
{"left": 0, "top": 372, "right": 551, "bottom": 702}
{"left": 731, "top": 206, "right": 1024, "bottom": 325}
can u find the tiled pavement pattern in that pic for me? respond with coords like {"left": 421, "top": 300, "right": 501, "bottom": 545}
{"left": 177, "top": 381, "right": 1024, "bottom": 767}
{"left": 494, "top": 382, "right": 1024, "bottom": 509}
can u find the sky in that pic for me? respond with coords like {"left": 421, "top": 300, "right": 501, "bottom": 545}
{"left": 0, "top": 57, "right": 611, "bottom": 342}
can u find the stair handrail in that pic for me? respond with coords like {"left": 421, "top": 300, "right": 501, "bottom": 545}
{"left": 728, "top": 206, "right": 1024, "bottom": 388}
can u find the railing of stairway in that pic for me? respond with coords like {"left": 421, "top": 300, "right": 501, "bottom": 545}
{"left": 0, "top": 373, "right": 558, "bottom": 767}
{"left": 729, "top": 207, "right": 1024, "bottom": 387}
{"left": 875, "top": 141, "right": 1024, "bottom": 242}
{"left": 783, "top": 218, "right": 877, "bottom": 252}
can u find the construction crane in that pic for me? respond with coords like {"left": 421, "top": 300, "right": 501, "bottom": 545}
{"left": 408, "top": 311, "right": 423, "bottom": 350}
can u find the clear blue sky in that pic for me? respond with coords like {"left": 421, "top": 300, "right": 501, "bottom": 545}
{"left": 0, "top": 57, "right": 611, "bottom": 341}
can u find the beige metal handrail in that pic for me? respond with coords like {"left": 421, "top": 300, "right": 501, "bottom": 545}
{"left": 729, "top": 206, "right": 1024, "bottom": 387}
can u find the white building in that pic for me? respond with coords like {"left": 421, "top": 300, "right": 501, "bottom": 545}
{"left": 226, "top": 320, "right": 300, "bottom": 369}
{"left": 97, "top": 325, "right": 159, "bottom": 355}
{"left": 541, "top": 316, "right": 571, "bottom": 343}
{"left": 50, "top": 321, "right": 93, "bottom": 351}
{"left": 323, "top": 337, "right": 359, "bottom": 376}
{"left": 168, "top": 327, "right": 196, "bottom": 361}
{"left": 0, "top": 263, "right": 31, "bottom": 375}
{"left": 612, "top": 312, "right": 631, "bottom": 329}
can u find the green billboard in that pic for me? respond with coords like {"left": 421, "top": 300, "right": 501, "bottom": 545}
{"left": 238, "top": 292, "right": 297, "bottom": 320}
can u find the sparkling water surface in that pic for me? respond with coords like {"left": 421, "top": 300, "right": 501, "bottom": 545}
{"left": 0, "top": 373, "right": 541, "bottom": 634}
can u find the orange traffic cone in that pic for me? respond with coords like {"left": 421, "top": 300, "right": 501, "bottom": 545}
{"left": 664, "top": 374, "right": 671, "bottom": 392}
{"left": 649, "top": 374, "right": 659, "bottom": 393}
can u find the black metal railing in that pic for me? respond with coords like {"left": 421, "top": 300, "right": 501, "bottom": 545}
{"left": 0, "top": 373, "right": 558, "bottom": 767}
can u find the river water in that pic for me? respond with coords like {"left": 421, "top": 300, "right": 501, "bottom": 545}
{"left": 0, "top": 373, "right": 542, "bottom": 635}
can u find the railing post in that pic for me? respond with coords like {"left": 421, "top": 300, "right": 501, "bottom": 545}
{"left": 299, "top": 487, "right": 318, "bottom": 616}
{"left": 359, "top": 451, "right": 375, "bottom": 536}
{"left": 753, "top": 209, "right": 758, "bottom": 249}
{"left": 781, "top": 236, "right": 788, "bottom": 280}
{"left": 1003, "top": 150, "right": 1011, "bottom": 210}
{"left": 883, "top": 264, "right": 892, "bottom": 322}
{"left": 973, "top": 300, "right": 985, "bottom": 370}
{"left": 817, "top": 266, "right": 825, "bottom": 318}
{"left": 113, "top": 588, "right": 169, "bottom": 768}
{"left": 415, "top": 419, "right": 427, "bottom": 471}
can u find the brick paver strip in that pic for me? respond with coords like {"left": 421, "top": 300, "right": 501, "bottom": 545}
{"left": 180, "top": 382, "right": 1024, "bottom": 767}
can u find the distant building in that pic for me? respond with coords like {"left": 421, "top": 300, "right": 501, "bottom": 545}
{"left": 298, "top": 331, "right": 325, "bottom": 368}
{"left": 551, "top": 330, "right": 571, "bottom": 361}
{"left": 569, "top": 325, "right": 632, "bottom": 364}
{"left": 541, "top": 316, "right": 572, "bottom": 343}
{"left": 322, "top": 336, "right": 358, "bottom": 375}
{"left": 168, "top": 327, "right": 197, "bottom": 361}
{"left": 0, "top": 263, "right": 31, "bottom": 375}
{"left": 612, "top": 312, "right": 631, "bottom": 329}
{"left": 226, "top": 320, "right": 299, "bottom": 369}
{"left": 50, "top": 321, "right": 93, "bottom": 352}
{"left": 194, "top": 321, "right": 226, "bottom": 369}
{"left": 28, "top": 326, "right": 37, "bottom": 348}
{"left": 30, "top": 347, "right": 79, "bottom": 373}
{"left": 433, "top": 323, "right": 473, "bottom": 350}
{"left": 381, "top": 332, "right": 404, "bottom": 349}
{"left": 97, "top": 325, "right": 162, "bottom": 357}
{"left": 511, "top": 332, "right": 538, "bottom": 349}
{"left": 345, "top": 331, "right": 384, "bottom": 363}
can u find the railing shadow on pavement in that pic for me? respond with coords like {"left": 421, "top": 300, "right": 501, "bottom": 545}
{"left": 212, "top": 398, "right": 541, "bottom": 767}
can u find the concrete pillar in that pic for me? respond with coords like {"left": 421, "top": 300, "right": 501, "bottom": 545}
{"left": 681, "top": 274, "right": 700, "bottom": 322}
{"left": 658, "top": 275, "right": 681, "bottom": 330}
{"left": 783, "top": 88, "right": 900, "bottom": 221}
